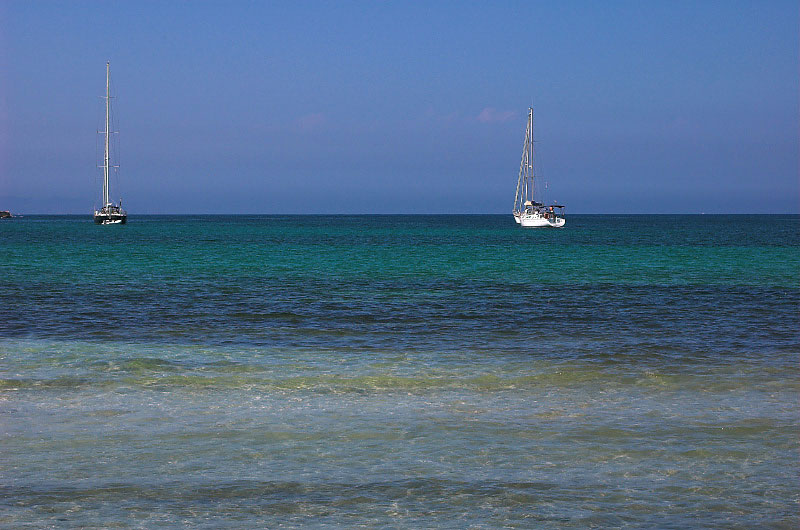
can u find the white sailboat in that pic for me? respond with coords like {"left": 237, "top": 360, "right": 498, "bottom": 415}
{"left": 94, "top": 62, "right": 127, "bottom": 225}
{"left": 513, "top": 107, "right": 564, "bottom": 228}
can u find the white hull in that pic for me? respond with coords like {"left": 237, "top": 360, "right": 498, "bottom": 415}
{"left": 518, "top": 214, "right": 565, "bottom": 228}
{"left": 94, "top": 204, "right": 127, "bottom": 225}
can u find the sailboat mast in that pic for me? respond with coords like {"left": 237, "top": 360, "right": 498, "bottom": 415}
{"left": 528, "top": 107, "right": 534, "bottom": 203}
{"left": 103, "top": 61, "right": 110, "bottom": 207}
{"left": 522, "top": 124, "right": 528, "bottom": 203}
{"left": 514, "top": 127, "right": 526, "bottom": 214}
{"left": 513, "top": 107, "right": 538, "bottom": 214}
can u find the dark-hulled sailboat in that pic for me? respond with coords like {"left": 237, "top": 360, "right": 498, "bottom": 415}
{"left": 94, "top": 62, "right": 127, "bottom": 225}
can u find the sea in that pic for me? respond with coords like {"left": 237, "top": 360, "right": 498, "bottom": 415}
{"left": 1, "top": 214, "right": 798, "bottom": 528}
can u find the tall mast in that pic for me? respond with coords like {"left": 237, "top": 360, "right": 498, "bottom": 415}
{"left": 514, "top": 127, "right": 525, "bottom": 214}
{"left": 514, "top": 108, "right": 531, "bottom": 214}
{"left": 103, "top": 61, "right": 110, "bottom": 207}
{"left": 513, "top": 107, "right": 537, "bottom": 214}
{"left": 528, "top": 107, "right": 534, "bottom": 203}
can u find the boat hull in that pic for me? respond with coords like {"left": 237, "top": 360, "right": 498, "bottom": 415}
{"left": 94, "top": 212, "right": 127, "bottom": 225}
{"left": 519, "top": 215, "right": 565, "bottom": 228}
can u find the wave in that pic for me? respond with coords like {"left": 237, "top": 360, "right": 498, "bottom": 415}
{"left": 2, "top": 366, "right": 796, "bottom": 393}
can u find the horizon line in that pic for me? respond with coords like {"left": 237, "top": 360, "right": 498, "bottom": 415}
{"left": 5, "top": 212, "right": 799, "bottom": 217}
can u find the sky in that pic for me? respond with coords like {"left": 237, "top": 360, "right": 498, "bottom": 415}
{"left": 0, "top": 0, "right": 797, "bottom": 214}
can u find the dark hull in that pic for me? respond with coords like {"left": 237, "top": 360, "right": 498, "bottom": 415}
{"left": 94, "top": 213, "right": 127, "bottom": 224}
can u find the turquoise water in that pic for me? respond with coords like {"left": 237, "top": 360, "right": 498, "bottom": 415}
{"left": 1, "top": 215, "right": 798, "bottom": 528}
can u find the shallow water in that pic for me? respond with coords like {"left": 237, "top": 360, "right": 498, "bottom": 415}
{"left": 1, "top": 215, "right": 798, "bottom": 528}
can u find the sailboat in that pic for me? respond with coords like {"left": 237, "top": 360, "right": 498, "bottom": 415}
{"left": 94, "top": 62, "right": 127, "bottom": 225}
{"left": 513, "top": 107, "right": 564, "bottom": 228}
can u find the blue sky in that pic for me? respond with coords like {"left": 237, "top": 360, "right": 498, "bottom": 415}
{"left": 1, "top": 1, "right": 797, "bottom": 213}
